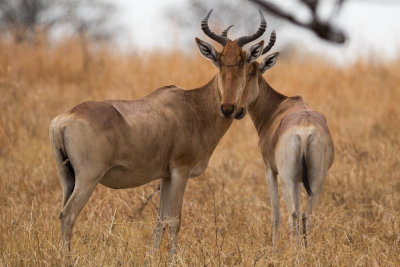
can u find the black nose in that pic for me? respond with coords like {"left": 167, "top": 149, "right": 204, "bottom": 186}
{"left": 234, "top": 108, "right": 245, "bottom": 120}
{"left": 221, "top": 104, "right": 235, "bottom": 118}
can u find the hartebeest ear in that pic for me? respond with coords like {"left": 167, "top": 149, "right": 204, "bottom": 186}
{"left": 195, "top": 37, "right": 219, "bottom": 67}
{"left": 246, "top": 40, "right": 264, "bottom": 63}
{"left": 259, "top": 52, "right": 279, "bottom": 73}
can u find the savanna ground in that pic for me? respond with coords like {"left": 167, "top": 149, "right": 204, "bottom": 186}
{"left": 0, "top": 38, "right": 399, "bottom": 266}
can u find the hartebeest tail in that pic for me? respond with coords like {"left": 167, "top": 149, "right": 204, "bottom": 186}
{"left": 58, "top": 134, "right": 74, "bottom": 178}
{"left": 60, "top": 148, "right": 73, "bottom": 173}
{"left": 299, "top": 131, "right": 313, "bottom": 196}
{"left": 302, "top": 154, "right": 312, "bottom": 196}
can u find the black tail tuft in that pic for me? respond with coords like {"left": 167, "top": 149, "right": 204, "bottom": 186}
{"left": 302, "top": 153, "right": 312, "bottom": 196}
{"left": 59, "top": 148, "right": 75, "bottom": 176}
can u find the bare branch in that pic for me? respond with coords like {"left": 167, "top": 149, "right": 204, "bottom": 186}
{"left": 249, "top": 0, "right": 346, "bottom": 44}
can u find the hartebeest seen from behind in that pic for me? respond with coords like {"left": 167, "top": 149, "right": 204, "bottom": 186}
{"left": 235, "top": 33, "right": 335, "bottom": 248}
{"left": 49, "top": 10, "right": 267, "bottom": 257}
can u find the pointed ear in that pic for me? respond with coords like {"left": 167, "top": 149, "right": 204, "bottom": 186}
{"left": 195, "top": 37, "right": 219, "bottom": 67}
{"left": 259, "top": 52, "right": 279, "bottom": 73}
{"left": 246, "top": 40, "right": 264, "bottom": 63}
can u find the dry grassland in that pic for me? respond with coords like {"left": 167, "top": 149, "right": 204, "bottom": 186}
{"left": 0, "top": 39, "right": 399, "bottom": 266}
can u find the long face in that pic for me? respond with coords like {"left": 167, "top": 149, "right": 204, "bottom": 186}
{"left": 217, "top": 41, "right": 249, "bottom": 117}
{"left": 234, "top": 61, "right": 261, "bottom": 120}
{"left": 196, "top": 9, "right": 267, "bottom": 118}
{"left": 234, "top": 52, "right": 280, "bottom": 120}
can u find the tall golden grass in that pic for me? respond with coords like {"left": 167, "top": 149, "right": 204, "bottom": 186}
{"left": 0, "top": 38, "right": 399, "bottom": 266}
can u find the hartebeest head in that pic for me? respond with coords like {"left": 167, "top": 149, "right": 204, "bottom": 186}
{"left": 234, "top": 31, "right": 279, "bottom": 120}
{"left": 195, "top": 10, "right": 266, "bottom": 118}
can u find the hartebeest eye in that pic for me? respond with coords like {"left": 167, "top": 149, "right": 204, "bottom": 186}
{"left": 239, "top": 60, "right": 244, "bottom": 68}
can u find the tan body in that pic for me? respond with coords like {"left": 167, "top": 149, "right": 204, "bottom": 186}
{"left": 238, "top": 55, "right": 334, "bottom": 247}
{"left": 52, "top": 81, "right": 228, "bottom": 188}
{"left": 50, "top": 79, "right": 232, "bottom": 255}
{"left": 49, "top": 9, "right": 268, "bottom": 259}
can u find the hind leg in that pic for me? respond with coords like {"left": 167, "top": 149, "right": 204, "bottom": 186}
{"left": 276, "top": 134, "right": 302, "bottom": 246}
{"left": 59, "top": 170, "right": 102, "bottom": 251}
{"left": 265, "top": 167, "right": 280, "bottom": 247}
{"left": 281, "top": 176, "right": 301, "bottom": 247}
{"left": 278, "top": 162, "right": 302, "bottom": 246}
{"left": 302, "top": 132, "right": 333, "bottom": 247}
{"left": 302, "top": 169, "right": 326, "bottom": 248}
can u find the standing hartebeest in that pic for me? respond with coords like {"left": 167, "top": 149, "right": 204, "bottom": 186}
{"left": 234, "top": 33, "right": 335, "bottom": 248}
{"left": 49, "top": 10, "right": 268, "bottom": 257}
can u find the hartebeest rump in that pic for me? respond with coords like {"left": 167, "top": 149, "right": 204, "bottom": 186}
{"left": 235, "top": 35, "right": 335, "bottom": 247}
{"left": 49, "top": 10, "right": 267, "bottom": 256}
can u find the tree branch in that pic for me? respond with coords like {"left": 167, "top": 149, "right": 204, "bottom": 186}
{"left": 249, "top": 0, "right": 346, "bottom": 44}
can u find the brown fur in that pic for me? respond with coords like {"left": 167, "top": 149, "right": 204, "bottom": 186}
{"left": 239, "top": 61, "right": 335, "bottom": 247}
{"left": 49, "top": 40, "right": 260, "bottom": 257}
{"left": 249, "top": 79, "right": 334, "bottom": 171}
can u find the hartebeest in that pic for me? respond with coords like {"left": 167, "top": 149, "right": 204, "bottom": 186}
{"left": 49, "top": 10, "right": 267, "bottom": 256}
{"left": 235, "top": 33, "right": 335, "bottom": 247}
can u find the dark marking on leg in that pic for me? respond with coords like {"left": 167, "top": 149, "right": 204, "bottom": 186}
{"left": 302, "top": 213, "right": 308, "bottom": 248}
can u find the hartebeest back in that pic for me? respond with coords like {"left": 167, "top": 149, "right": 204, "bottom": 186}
{"left": 49, "top": 10, "right": 267, "bottom": 258}
{"left": 235, "top": 34, "right": 334, "bottom": 248}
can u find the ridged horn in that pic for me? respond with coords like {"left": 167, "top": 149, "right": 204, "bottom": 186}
{"left": 201, "top": 9, "right": 230, "bottom": 46}
{"left": 262, "top": 30, "right": 276, "bottom": 55}
{"left": 221, "top": 25, "right": 234, "bottom": 37}
{"left": 236, "top": 10, "right": 266, "bottom": 47}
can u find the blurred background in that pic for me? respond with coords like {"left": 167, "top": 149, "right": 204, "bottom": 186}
{"left": 1, "top": 0, "right": 400, "bottom": 64}
{"left": 120, "top": 0, "right": 400, "bottom": 64}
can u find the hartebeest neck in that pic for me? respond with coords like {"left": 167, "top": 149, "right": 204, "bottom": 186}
{"left": 248, "top": 76, "right": 287, "bottom": 135}
{"left": 183, "top": 76, "right": 233, "bottom": 134}
{"left": 191, "top": 75, "right": 223, "bottom": 116}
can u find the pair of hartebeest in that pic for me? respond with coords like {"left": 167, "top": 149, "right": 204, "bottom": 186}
{"left": 49, "top": 9, "right": 334, "bottom": 258}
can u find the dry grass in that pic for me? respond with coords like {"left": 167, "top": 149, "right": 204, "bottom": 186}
{"left": 0, "top": 38, "right": 399, "bottom": 266}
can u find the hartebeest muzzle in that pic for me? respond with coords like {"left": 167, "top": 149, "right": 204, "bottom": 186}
{"left": 221, "top": 103, "right": 235, "bottom": 117}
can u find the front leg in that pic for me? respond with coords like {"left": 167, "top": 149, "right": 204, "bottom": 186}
{"left": 153, "top": 167, "right": 189, "bottom": 257}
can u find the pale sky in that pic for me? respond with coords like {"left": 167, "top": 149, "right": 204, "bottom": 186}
{"left": 112, "top": 0, "right": 400, "bottom": 65}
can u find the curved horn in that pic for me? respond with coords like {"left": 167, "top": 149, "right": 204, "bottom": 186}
{"left": 236, "top": 10, "right": 266, "bottom": 47}
{"left": 262, "top": 30, "right": 276, "bottom": 55}
{"left": 201, "top": 9, "right": 230, "bottom": 46}
{"left": 221, "top": 25, "right": 234, "bottom": 37}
